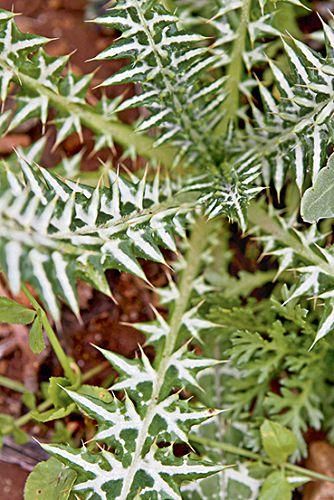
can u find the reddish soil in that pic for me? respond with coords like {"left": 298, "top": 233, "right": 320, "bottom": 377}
{"left": 0, "top": 463, "right": 28, "bottom": 500}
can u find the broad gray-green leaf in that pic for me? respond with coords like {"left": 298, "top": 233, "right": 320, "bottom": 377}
{"left": 301, "top": 155, "right": 334, "bottom": 223}
{"left": 0, "top": 297, "right": 36, "bottom": 325}
{"left": 260, "top": 420, "right": 298, "bottom": 465}
{"left": 24, "top": 457, "right": 77, "bottom": 500}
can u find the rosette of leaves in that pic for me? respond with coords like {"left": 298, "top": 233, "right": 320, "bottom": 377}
{"left": 91, "top": 0, "right": 279, "bottom": 229}
{"left": 0, "top": 5, "right": 265, "bottom": 233}
{"left": 1, "top": 3, "right": 334, "bottom": 234}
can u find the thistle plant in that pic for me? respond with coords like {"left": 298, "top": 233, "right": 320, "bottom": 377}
{"left": 1, "top": 1, "right": 334, "bottom": 499}
{"left": 40, "top": 219, "right": 225, "bottom": 499}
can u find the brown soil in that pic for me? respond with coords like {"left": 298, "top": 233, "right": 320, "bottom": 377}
{"left": 0, "top": 463, "right": 28, "bottom": 500}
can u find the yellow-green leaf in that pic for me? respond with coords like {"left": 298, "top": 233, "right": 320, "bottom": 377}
{"left": 24, "top": 458, "right": 77, "bottom": 500}
{"left": 0, "top": 297, "right": 36, "bottom": 325}
{"left": 259, "top": 471, "right": 292, "bottom": 500}
{"left": 29, "top": 312, "right": 45, "bottom": 354}
{"left": 260, "top": 420, "right": 297, "bottom": 464}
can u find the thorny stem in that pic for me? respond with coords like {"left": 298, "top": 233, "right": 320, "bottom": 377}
{"left": 214, "top": 0, "right": 252, "bottom": 137}
{"left": 118, "top": 217, "right": 212, "bottom": 499}
{"left": 190, "top": 435, "right": 334, "bottom": 484}
{"left": 22, "top": 286, "right": 76, "bottom": 384}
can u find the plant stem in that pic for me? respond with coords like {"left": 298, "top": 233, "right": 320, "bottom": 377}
{"left": 41, "top": 313, "right": 77, "bottom": 384}
{"left": 22, "top": 286, "right": 76, "bottom": 384}
{"left": 81, "top": 361, "right": 110, "bottom": 382}
{"left": 16, "top": 399, "right": 51, "bottom": 427}
{"left": 0, "top": 375, "right": 26, "bottom": 393}
{"left": 15, "top": 361, "right": 110, "bottom": 427}
{"left": 190, "top": 435, "right": 334, "bottom": 484}
{"left": 248, "top": 203, "right": 334, "bottom": 277}
{"left": 214, "top": 0, "right": 252, "bottom": 137}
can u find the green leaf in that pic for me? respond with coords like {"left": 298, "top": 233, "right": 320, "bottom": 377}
{"left": 301, "top": 154, "right": 334, "bottom": 223}
{"left": 31, "top": 403, "right": 76, "bottom": 423}
{"left": 0, "top": 413, "right": 29, "bottom": 445}
{"left": 24, "top": 458, "right": 77, "bottom": 500}
{"left": 259, "top": 471, "right": 292, "bottom": 500}
{"left": 12, "top": 426, "right": 30, "bottom": 445}
{"left": 0, "top": 375, "right": 26, "bottom": 393}
{"left": 22, "top": 391, "right": 36, "bottom": 410}
{"left": 30, "top": 377, "right": 77, "bottom": 422}
{"left": 78, "top": 384, "right": 113, "bottom": 403}
{"left": 29, "top": 312, "right": 45, "bottom": 354}
{"left": 0, "top": 297, "right": 36, "bottom": 325}
{"left": 260, "top": 420, "right": 298, "bottom": 464}
{"left": 48, "top": 377, "right": 74, "bottom": 409}
{"left": 51, "top": 421, "right": 75, "bottom": 446}
{"left": 0, "top": 414, "right": 15, "bottom": 435}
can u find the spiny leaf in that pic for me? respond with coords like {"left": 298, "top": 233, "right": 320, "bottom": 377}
{"left": 0, "top": 156, "right": 191, "bottom": 320}
{"left": 93, "top": 0, "right": 224, "bottom": 168}
{"left": 35, "top": 219, "right": 224, "bottom": 499}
